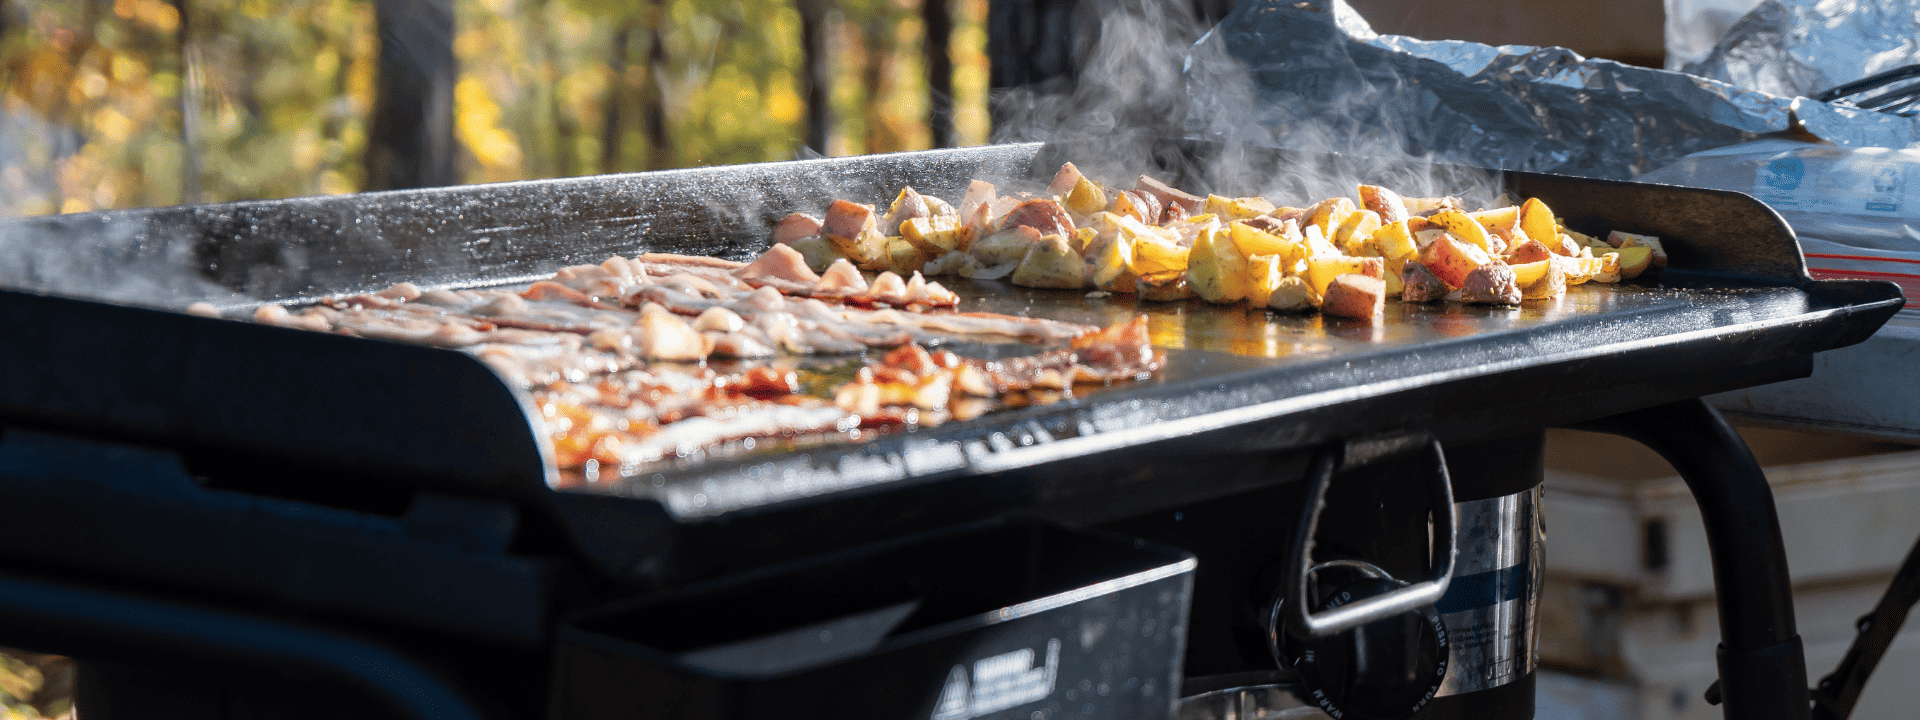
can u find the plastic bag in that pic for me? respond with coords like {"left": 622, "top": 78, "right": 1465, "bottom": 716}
{"left": 1637, "top": 139, "right": 1920, "bottom": 318}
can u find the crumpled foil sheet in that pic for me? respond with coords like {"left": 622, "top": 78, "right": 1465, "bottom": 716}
{"left": 1684, "top": 0, "right": 1920, "bottom": 99}
{"left": 1197, "top": 0, "right": 1920, "bottom": 180}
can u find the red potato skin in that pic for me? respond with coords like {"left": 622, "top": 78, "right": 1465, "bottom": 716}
{"left": 1420, "top": 235, "right": 1490, "bottom": 288}
{"left": 1000, "top": 198, "right": 1076, "bottom": 239}
{"left": 1321, "top": 274, "right": 1385, "bottom": 322}
{"left": 1135, "top": 175, "right": 1204, "bottom": 216}
{"left": 1241, "top": 215, "right": 1290, "bottom": 236}
{"left": 1504, "top": 237, "right": 1553, "bottom": 265}
{"left": 1048, "top": 162, "right": 1086, "bottom": 198}
{"left": 823, "top": 199, "right": 878, "bottom": 239}
{"left": 880, "top": 187, "right": 930, "bottom": 235}
{"left": 772, "top": 213, "right": 823, "bottom": 244}
{"left": 1358, "top": 184, "right": 1410, "bottom": 224}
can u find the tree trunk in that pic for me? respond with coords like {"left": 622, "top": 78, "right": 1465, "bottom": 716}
{"left": 364, "top": 0, "right": 459, "bottom": 191}
{"left": 640, "top": 0, "right": 670, "bottom": 170}
{"left": 170, "top": 0, "right": 200, "bottom": 203}
{"left": 924, "top": 0, "right": 953, "bottom": 148}
{"left": 600, "top": 19, "right": 636, "bottom": 173}
{"left": 798, "top": 0, "right": 830, "bottom": 155}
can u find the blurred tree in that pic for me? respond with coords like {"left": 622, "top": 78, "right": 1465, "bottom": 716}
{"left": 365, "top": 0, "right": 456, "bottom": 189}
{"left": 0, "top": 0, "right": 992, "bottom": 217}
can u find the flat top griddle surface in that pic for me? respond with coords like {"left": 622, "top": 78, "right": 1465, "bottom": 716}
{"left": 0, "top": 144, "right": 1903, "bottom": 583}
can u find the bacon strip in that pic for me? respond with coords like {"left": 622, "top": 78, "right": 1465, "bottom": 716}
{"left": 270, "top": 248, "right": 1158, "bottom": 483}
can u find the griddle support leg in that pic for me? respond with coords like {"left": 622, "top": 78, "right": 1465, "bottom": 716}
{"left": 1569, "top": 398, "right": 1809, "bottom": 720}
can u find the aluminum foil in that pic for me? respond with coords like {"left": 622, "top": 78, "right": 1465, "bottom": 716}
{"left": 1683, "top": 0, "right": 1920, "bottom": 99}
{"left": 1196, "top": 0, "right": 1920, "bottom": 180}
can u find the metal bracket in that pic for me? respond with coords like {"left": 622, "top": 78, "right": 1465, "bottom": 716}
{"left": 1284, "top": 433, "right": 1457, "bottom": 639}
{"left": 1809, "top": 530, "right": 1920, "bottom": 719}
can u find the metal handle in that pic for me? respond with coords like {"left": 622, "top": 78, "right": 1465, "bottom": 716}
{"left": 1285, "top": 435, "right": 1456, "bottom": 639}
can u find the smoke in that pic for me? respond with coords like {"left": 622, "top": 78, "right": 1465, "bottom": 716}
{"left": 0, "top": 211, "right": 248, "bottom": 310}
{"left": 0, "top": 106, "right": 246, "bottom": 310}
{"left": 988, "top": 0, "right": 1503, "bottom": 208}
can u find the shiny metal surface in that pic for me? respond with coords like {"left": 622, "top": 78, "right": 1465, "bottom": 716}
{"left": 1176, "top": 684, "right": 1329, "bottom": 720}
{"left": 1207, "top": 0, "right": 1913, "bottom": 181}
{"left": 1435, "top": 487, "right": 1544, "bottom": 696}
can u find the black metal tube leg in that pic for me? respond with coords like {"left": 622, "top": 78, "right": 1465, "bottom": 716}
{"left": 1569, "top": 398, "right": 1810, "bottom": 720}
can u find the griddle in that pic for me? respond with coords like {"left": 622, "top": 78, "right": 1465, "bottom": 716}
{"left": 0, "top": 142, "right": 1902, "bottom": 595}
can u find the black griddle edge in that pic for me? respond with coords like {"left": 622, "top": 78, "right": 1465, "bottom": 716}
{"left": 0, "top": 144, "right": 1901, "bottom": 586}
{"left": 0, "top": 145, "right": 1903, "bottom": 720}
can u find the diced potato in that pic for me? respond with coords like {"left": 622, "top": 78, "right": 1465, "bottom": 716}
{"left": 1383, "top": 256, "right": 1406, "bottom": 297}
{"left": 1508, "top": 259, "right": 1550, "bottom": 288}
{"left": 787, "top": 235, "right": 841, "bottom": 274}
{"left": 1358, "top": 184, "right": 1410, "bottom": 223}
{"left": 1304, "top": 255, "right": 1384, "bottom": 297}
{"left": 1505, "top": 237, "right": 1553, "bottom": 265}
{"left": 1551, "top": 233, "right": 1583, "bottom": 257}
{"left": 1374, "top": 220, "right": 1419, "bottom": 262}
{"left": 1591, "top": 252, "right": 1622, "bottom": 283}
{"left": 880, "top": 187, "right": 932, "bottom": 235}
{"left": 1206, "top": 194, "right": 1277, "bottom": 221}
{"left": 1607, "top": 231, "right": 1667, "bottom": 271}
{"left": 922, "top": 250, "right": 982, "bottom": 277}
{"left": 1267, "top": 276, "right": 1320, "bottom": 312}
{"left": 772, "top": 212, "right": 824, "bottom": 245}
{"left": 1139, "top": 271, "right": 1193, "bottom": 302}
{"left": 1092, "top": 232, "right": 1139, "bottom": 293}
{"left": 1519, "top": 197, "right": 1558, "bottom": 246}
{"left": 1427, "top": 210, "right": 1497, "bottom": 252}
{"left": 1130, "top": 231, "right": 1191, "bottom": 276}
{"left": 830, "top": 231, "right": 889, "bottom": 270}
{"left": 1414, "top": 228, "right": 1450, "bottom": 249}
{"left": 1187, "top": 225, "right": 1249, "bottom": 304}
{"left": 1468, "top": 206, "right": 1521, "bottom": 243}
{"left": 1246, "top": 254, "right": 1285, "bottom": 306}
{"left": 1136, "top": 175, "right": 1205, "bottom": 217}
{"left": 1308, "top": 196, "right": 1357, "bottom": 238}
{"left": 1048, "top": 162, "right": 1086, "bottom": 198}
{"left": 1010, "top": 234, "right": 1090, "bottom": 289}
{"left": 1404, "top": 195, "right": 1462, "bottom": 216}
{"left": 1332, "top": 209, "right": 1383, "bottom": 255}
{"left": 1110, "top": 190, "right": 1161, "bottom": 225}
{"left": 887, "top": 236, "right": 935, "bottom": 275}
{"left": 1170, "top": 214, "right": 1221, "bottom": 247}
{"left": 1230, "top": 219, "right": 1302, "bottom": 260}
{"left": 1071, "top": 227, "right": 1100, "bottom": 255}
{"left": 1420, "top": 235, "right": 1492, "bottom": 288}
{"left": 900, "top": 215, "right": 976, "bottom": 255}
{"left": 1065, "top": 177, "right": 1109, "bottom": 216}
{"left": 1321, "top": 274, "right": 1385, "bottom": 322}
{"left": 971, "top": 226, "right": 1041, "bottom": 266}
{"left": 1302, "top": 223, "right": 1341, "bottom": 259}
{"left": 1556, "top": 254, "right": 1601, "bottom": 285}
{"left": 824, "top": 199, "right": 890, "bottom": 269}
{"left": 1609, "top": 244, "right": 1654, "bottom": 279}
{"left": 1521, "top": 259, "right": 1567, "bottom": 300}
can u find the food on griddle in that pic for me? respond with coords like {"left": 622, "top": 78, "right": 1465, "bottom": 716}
{"left": 253, "top": 248, "right": 1160, "bottom": 482}
{"left": 1321, "top": 274, "right": 1386, "bottom": 322}
{"left": 782, "top": 162, "right": 1664, "bottom": 321}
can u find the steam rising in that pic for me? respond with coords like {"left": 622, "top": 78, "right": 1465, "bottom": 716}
{"left": 989, "top": 0, "right": 1506, "bottom": 208}
{"left": 0, "top": 208, "right": 245, "bottom": 310}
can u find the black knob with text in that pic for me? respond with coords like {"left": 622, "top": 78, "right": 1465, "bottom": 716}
{"left": 1288, "top": 577, "right": 1449, "bottom": 720}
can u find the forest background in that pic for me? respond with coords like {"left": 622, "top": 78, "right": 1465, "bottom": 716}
{"left": 0, "top": 0, "right": 994, "bottom": 217}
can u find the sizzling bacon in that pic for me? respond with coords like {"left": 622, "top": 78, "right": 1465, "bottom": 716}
{"left": 270, "top": 245, "right": 1161, "bottom": 483}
